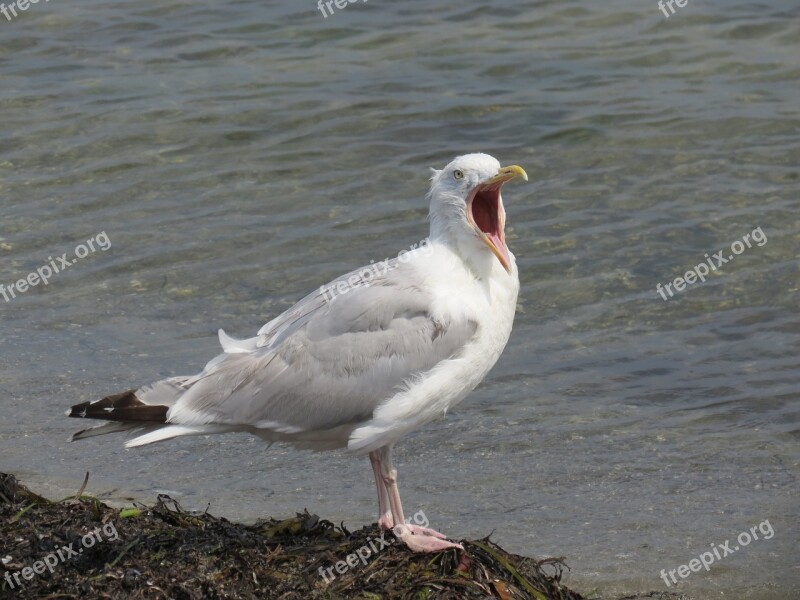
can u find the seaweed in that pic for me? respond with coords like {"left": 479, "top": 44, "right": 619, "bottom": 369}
{"left": 0, "top": 473, "right": 684, "bottom": 599}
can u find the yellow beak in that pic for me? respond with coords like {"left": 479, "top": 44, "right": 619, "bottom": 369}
{"left": 483, "top": 164, "right": 528, "bottom": 188}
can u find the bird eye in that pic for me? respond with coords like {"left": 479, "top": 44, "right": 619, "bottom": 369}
{"left": 453, "top": 169, "right": 464, "bottom": 180}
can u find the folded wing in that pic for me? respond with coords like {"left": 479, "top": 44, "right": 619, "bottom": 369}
{"left": 166, "top": 261, "right": 477, "bottom": 436}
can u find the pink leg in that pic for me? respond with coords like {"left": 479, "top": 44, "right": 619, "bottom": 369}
{"left": 375, "top": 445, "right": 463, "bottom": 553}
{"left": 369, "top": 450, "right": 394, "bottom": 529}
{"left": 371, "top": 451, "right": 443, "bottom": 536}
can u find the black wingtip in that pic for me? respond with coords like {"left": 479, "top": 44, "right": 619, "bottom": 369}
{"left": 68, "top": 389, "right": 167, "bottom": 423}
{"left": 68, "top": 402, "right": 91, "bottom": 418}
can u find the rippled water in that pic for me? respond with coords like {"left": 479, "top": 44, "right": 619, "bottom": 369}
{"left": 1, "top": 0, "right": 798, "bottom": 598}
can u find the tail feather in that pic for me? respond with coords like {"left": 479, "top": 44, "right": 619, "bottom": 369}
{"left": 125, "top": 424, "right": 237, "bottom": 448}
{"left": 68, "top": 389, "right": 168, "bottom": 423}
{"left": 70, "top": 422, "right": 159, "bottom": 442}
{"left": 68, "top": 376, "right": 207, "bottom": 444}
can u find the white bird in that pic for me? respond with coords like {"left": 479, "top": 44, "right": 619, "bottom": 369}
{"left": 69, "top": 153, "right": 527, "bottom": 552}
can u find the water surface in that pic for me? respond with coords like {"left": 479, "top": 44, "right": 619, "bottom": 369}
{"left": 1, "top": 1, "right": 798, "bottom": 598}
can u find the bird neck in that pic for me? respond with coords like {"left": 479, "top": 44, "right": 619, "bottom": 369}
{"left": 429, "top": 219, "right": 508, "bottom": 281}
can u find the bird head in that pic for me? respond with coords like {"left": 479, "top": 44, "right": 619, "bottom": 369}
{"left": 428, "top": 153, "right": 527, "bottom": 274}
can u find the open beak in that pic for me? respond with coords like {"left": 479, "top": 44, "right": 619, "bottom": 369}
{"left": 466, "top": 165, "right": 528, "bottom": 272}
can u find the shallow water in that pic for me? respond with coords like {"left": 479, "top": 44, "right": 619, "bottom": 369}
{"left": 1, "top": 0, "right": 798, "bottom": 597}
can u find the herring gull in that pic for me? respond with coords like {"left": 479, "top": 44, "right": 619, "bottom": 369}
{"left": 68, "top": 153, "right": 528, "bottom": 552}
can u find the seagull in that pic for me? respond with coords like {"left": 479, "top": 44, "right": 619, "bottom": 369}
{"left": 68, "top": 153, "right": 527, "bottom": 552}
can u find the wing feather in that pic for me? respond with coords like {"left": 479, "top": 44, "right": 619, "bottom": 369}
{"left": 167, "top": 257, "right": 477, "bottom": 434}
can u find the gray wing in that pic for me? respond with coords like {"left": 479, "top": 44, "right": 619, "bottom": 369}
{"left": 166, "top": 260, "right": 478, "bottom": 433}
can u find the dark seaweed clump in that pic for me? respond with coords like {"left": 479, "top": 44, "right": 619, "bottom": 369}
{"left": 0, "top": 473, "right": 684, "bottom": 599}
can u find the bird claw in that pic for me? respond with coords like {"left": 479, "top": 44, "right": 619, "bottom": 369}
{"left": 393, "top": 524, "right": 464, "bottom": 553}
{"left": 377, "top": 519, "right": 449, "bottom": 540}
{"left": 405, "top": 524, "right": 448, "bottom": 539}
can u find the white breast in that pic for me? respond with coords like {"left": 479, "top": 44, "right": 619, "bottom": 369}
{"left": 347, "top": 242, "right": 519, "bottom": 454}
